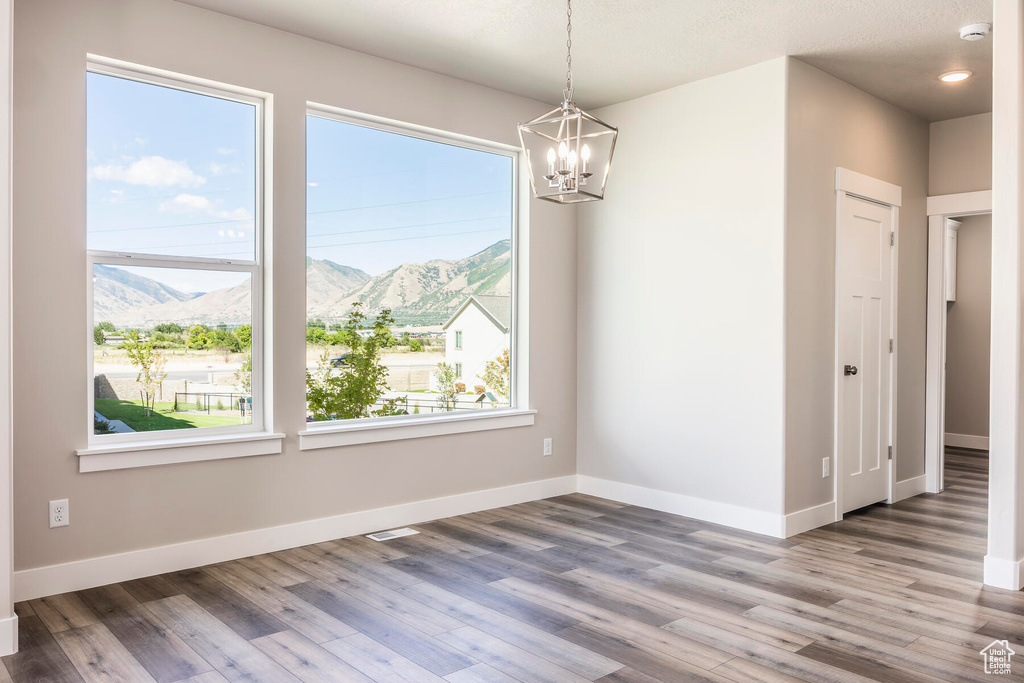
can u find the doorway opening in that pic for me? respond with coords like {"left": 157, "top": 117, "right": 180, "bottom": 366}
{"left": 924, "top": 193, "right": 993, "bottom": 494}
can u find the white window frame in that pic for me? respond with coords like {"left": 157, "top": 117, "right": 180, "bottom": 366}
{"left": 455, "top": 363, "right": 463, "bottom": 379}
{"left": 300, "top": 104, "right": 533, "bottom": 450}
{"left": 79, "top": 58, "right": 281, "bottom": 471}
{"left": 455, "top": 330, "right": 463, "bottom": 349}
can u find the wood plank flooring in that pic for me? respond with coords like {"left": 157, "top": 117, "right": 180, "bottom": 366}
{"left": 5, "top": 449, "right": 1019, "bottom": 682}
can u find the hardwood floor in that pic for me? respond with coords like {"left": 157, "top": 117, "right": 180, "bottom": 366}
{"left": 5, "top": 449, "right": 1019, "bottom": 682}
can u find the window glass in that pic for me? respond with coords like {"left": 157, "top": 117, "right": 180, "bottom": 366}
{"left": 88, "top": 69, "right": 261, "bottom": 438}
{"left": 306, "top": 114, "right": 514, "bottom": 421}
{"left": 87, "top": 72, "right": 257, "bottom": 260}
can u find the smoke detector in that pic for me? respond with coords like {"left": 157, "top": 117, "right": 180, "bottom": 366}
{"left": 960, "top": 23, "right": 991, "bottom": 41}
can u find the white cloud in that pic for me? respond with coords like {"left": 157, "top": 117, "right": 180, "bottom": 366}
{"left": 159, "top": 194, "right": 212, "bottom": 213}
{"left": 216, "top": 147, "right": 237, "bottom": 155}
{"left": 208, "top": 161, "right": 225, "bottom": 176}
{"left": 91, "top": 156, "right": 206, "bottom": 188}
{"left": 308, "top": 182, "right": 318, "bottom": 187}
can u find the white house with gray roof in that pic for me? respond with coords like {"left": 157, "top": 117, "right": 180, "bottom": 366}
{"left": 441, "top": 295, "right": 511, "bottom": 391}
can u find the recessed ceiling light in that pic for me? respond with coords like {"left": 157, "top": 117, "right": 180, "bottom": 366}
{"left": 940, "top": 70, "right": 972, "bottom": 83}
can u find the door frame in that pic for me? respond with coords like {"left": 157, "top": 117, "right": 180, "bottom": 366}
{"left": 924, "top": 190, "right": 993, "bottom": 494}
{"left": 833, "top": 168, "right": 901, "bottom": 521}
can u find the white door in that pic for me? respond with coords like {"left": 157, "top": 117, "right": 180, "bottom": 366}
{"left": 838, "top": 193, "right": 893, "bottom": 513}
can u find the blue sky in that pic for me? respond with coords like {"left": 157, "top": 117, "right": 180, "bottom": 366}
{"left": 87, "top": 72, "right": 257, "bottom": 289}
{"left": 306, "top": 115, "right": 512, "bottom": 276}
{"left": 87, "top": 72, "right": 514, "bottom": 295}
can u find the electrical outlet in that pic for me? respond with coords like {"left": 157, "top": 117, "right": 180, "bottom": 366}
{"left": 822, "top": 458, "right": 830, "bottom": 478}
{"left": 543, "top": 438, "right": 553, "bottom": 456}
{"left": 49, "top": 499, "right": 69, "bottom": 528}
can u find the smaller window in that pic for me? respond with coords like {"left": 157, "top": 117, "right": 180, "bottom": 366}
{"left": 455, "top": 330, "right": 463, "bottom": 350}
{"left": 455, "top": 363, "right": 463, "bottom": 378}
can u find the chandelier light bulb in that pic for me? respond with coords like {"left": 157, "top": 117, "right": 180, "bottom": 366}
{"left": 581, "top": 144, "right": 591, "bottom": 161}
{"left": 557, "top": 141, "right": 568, "bottom": 159}
{"left": 568, "top": 149, "right": 578, "bottom": 168}
{"left": 547, "top": 147, "right": 556, "bottom": 164}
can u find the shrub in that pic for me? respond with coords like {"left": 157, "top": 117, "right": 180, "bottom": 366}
{"left": 475, "top": 385, "right": 486, "bottom": 395}
{"left": 455, "top": 382, "right": 466, "bottom": 394}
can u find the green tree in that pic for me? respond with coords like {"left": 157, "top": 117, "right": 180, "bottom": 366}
{"left": 96, "top": 321, "right": 116, "bottom": 333}
{"left": 187, "top": 325, "right": 210, "bottom": 350}
{"left": 93, "top": 325, "right": 106, "bottom": 346}
{"left": 409, "top": 339, "right": 423, "bottom": 352}
{"left": 153, "top": 323, "right": 183, "bottom": 334}
{"left": 434, "top": 362, "right": 459, "bottom": 411}
{"left": 306, "top": 327, "right": 328, "bottom": 345}
{"left": 120, "top": 330, "right": 168, "bottom": 417}
{"left": 236, "top": 324, "right": 252, "bottom": 348}
{"left": 306, "top": 303, "right": 401, "bottom": 420}
{"left": 479, "top": 348, "right": 511, "bottom": 403}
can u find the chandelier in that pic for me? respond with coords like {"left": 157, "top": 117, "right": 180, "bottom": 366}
{"left": 518, "top": 0, "right": 618, "bottom": 204}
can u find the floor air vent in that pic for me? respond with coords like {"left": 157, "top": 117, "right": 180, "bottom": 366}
{"left": 366, "top": 527, "right": 419, "bottom": 542}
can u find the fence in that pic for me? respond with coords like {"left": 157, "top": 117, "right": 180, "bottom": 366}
{"left": 373, "top": 395, "right": 509, "bottom": 415}
{"left": 174, "top": 392, "right": 251, "bottom": 417}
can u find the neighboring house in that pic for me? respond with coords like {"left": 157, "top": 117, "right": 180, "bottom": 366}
{"left": 440, "top": 295, "right": 510, "bottom": 392}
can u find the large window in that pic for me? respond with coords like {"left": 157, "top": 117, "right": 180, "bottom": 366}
{"left": 305, "top": 111, "right": 516, "bottom": 423}
{"left": 87, "top": 65, "right": 263, "bottom": 441}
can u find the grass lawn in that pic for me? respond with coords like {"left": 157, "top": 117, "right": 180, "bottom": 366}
{"left": 95, "top": 399, "right": 242, "bottom": 432}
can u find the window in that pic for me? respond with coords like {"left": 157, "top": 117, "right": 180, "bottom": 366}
{"left": 87, "top": 64, "right": 264, "bottom": 442}
{"left": 305, "top": 109, "right": 515, "bottom": 424}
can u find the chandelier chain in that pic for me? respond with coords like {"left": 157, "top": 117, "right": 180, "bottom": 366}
{"left": 565, "top": 0, "right": 573, "bottom": 100}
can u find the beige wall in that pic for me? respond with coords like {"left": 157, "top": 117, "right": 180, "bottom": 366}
{"left": 945, "top": 214, "right": 992, "bottom": 439}
{"left": 929, "top": 113, "right": 993, "bottom": 195}
{"left": 785, "top": 59, "right": 930, "bottom": 513}
{"left": 577, "top": 59, "right": 788, "bottom": 516}
{"left": 13, "top": 0, "right": 577, "bottom": 571}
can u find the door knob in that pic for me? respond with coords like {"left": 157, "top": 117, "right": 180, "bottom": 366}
{"left": 844, "top": 365, "right": 858, "bottom": 376}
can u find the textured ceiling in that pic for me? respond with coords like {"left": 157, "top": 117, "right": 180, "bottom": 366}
{"left": 176, "top": 0, "right": 993, "bottom": 122}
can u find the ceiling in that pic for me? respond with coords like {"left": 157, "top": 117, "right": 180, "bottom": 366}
{"left": 177, "top": 0, "right": 993, "bottom": 122}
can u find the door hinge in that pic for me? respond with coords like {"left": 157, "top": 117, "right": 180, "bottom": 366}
{"left": 888, "top": 445, "right": 893, "bottom": 460}
{"left": 890, "top": 232, "right": 895, "bottom": 247}
{"left": 889, "top": 339, "right": 894, "bottom": 353}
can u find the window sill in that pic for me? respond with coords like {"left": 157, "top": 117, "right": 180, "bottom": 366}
{"left": 299, "top": 409, "right": 536, "bottom": 450}
{"left": 75, "top": 432, "right": 285, "bottom": 473}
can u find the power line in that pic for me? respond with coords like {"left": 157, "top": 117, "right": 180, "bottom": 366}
{"left": 306, "top": 189, "right": 505, "bottom": 216}
{"left": 307, "top": 226, "right": 508, "bottom": 250}
{"left": 89, "top": 216, "right": 255, "bottom": 235}
{"left": 307, "top": 214, "right": 509, "bottom": 241}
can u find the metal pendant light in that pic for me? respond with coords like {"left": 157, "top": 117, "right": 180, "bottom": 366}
{"left": 518, "top": 0, "right": 618, "bottom": 204}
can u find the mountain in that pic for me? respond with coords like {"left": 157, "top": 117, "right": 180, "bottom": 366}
{"left": 310, "top": 240, "right": 512, "bottom": 324}
{"left": 93, "top": 264, "right": 195, "bottom": 323}
{"left": 93, "top": 240, "right": 510, "bottom": 328}
{"left": 305, "top": 257, "right": 373, "bottom": 315}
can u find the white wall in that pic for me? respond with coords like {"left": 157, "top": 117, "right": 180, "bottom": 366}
{"left": 945, "top": 214, "right": 992, "bottom": 441}
{"left": 784, "top": 59, "right": 930, "bottom": 513}
{"left": 929, "top": 113, "right": 992, "bottom": 196}
{"left": 986, "top": 0, "right": 1024, "bottom": 590}
{"left": 13, "top": 0, "right": 577, "bottom": 578}
{"left": 577, "top": 58, "right": 788, "bottom": 524}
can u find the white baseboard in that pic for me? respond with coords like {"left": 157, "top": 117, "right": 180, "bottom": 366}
{"left": 0, "top": 614, "right": 16, "bottom": 656}
{"left": 783, "top": 501, "right": 835, "bottom": 537}
{"left": 984, "top": 554, "right": 1024, "bottom": 590}
{"left": 945, "top": 433, "right": 989, "bottom": 450}
{"left": 13, "top": 475, "right": 577, "bottom": 602}
{"left": 892, "top": 474, "right": 927, "bottom": 503}
{"left": 577, "top": 475, "right": 785, "bottom": 538}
